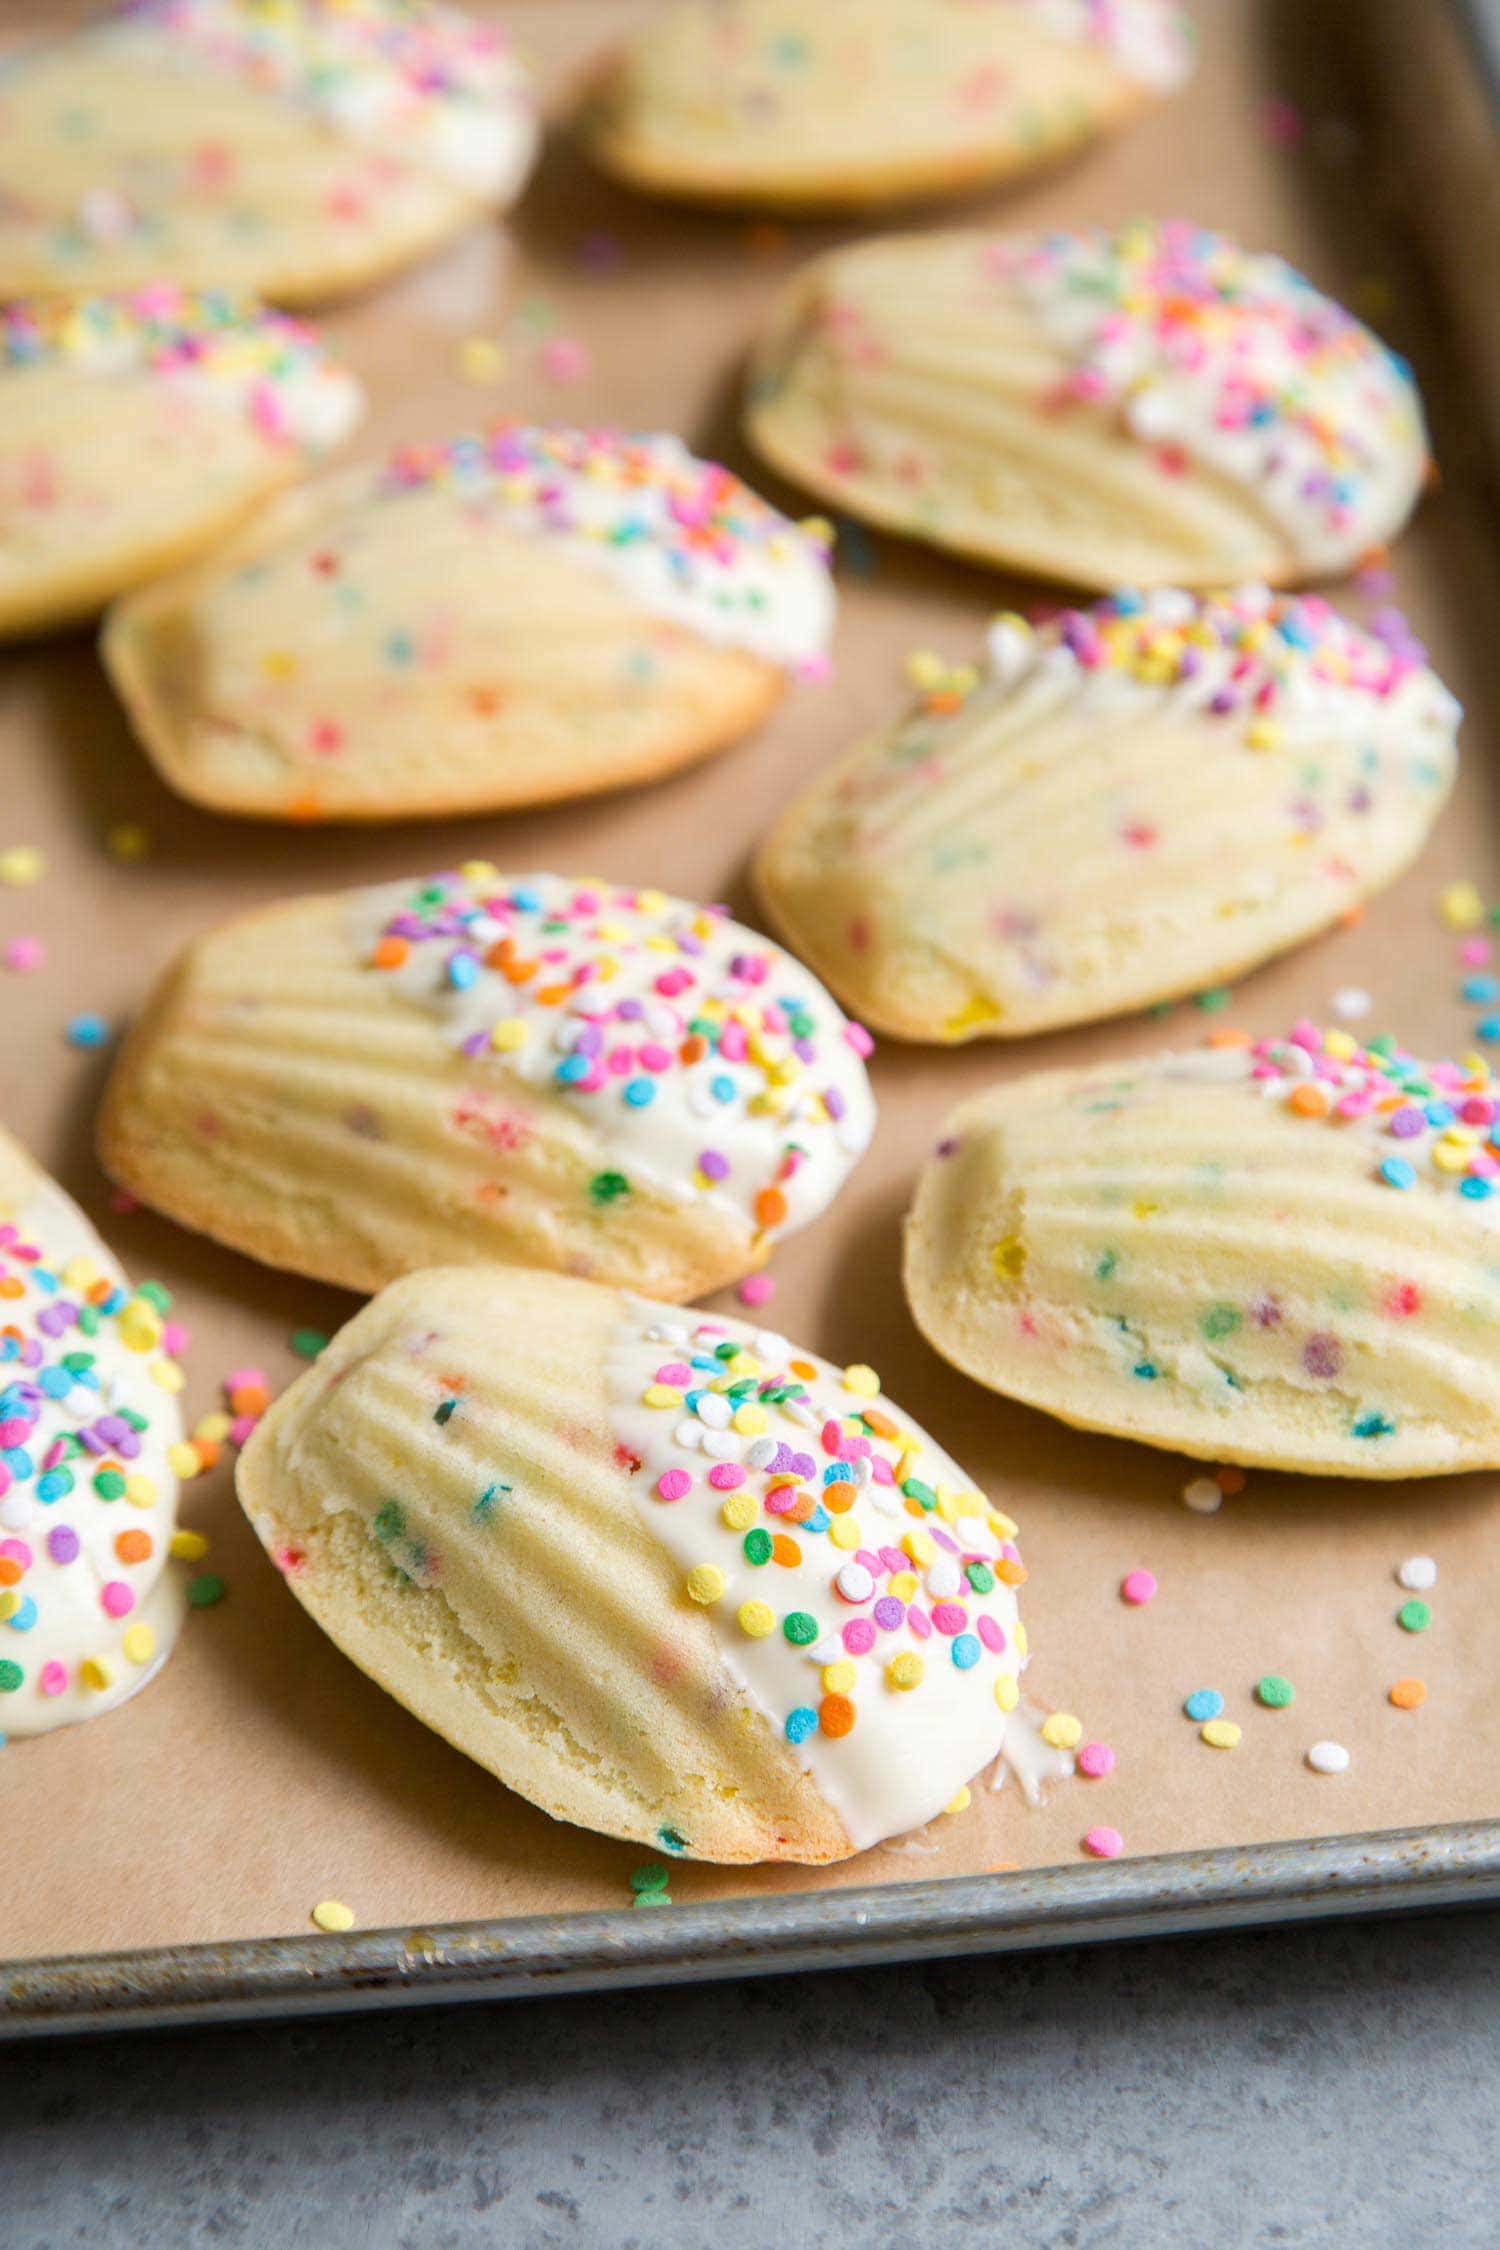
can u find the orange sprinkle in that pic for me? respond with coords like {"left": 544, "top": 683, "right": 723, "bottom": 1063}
{"left": 114, "top": 1529, "right": 153, "bottom": 1565}
{"left": 286, "top": 791, "right": 325, "bottom": 823}
{"left": 679, "top": 1035, "right": 708, "bottom": 1065}
{"left": 0, "top": 1277, "right": 23, "bottom": 1300}
{"left": 1215, "top": 1465, "right": 1247, "bottom": 1495}
{"left": 229, "top": 1381, "right": 271, "bottom": 1417}
{"left": 770, "top": 1534, "right": 802, "bottom": 1567}
{"left": 822, "top": 1485, "right": 855, "bottom": 1515}
{"left": 1389, "top": 1677, "right": 1428, "bottom": 1709}
{"left": 1207, "top": 1027, "right": 1252, "bottom": 1049}
{"left": 1289, "top": 1083, "right": 1330, "bottom": 1118}
{"left": 86, "top": 1278, "right": 115, "bottom": 1306}
{"left": 819, "top": 1693, "right": 856, "bottom": 1738}
{"left": 995, "top": 1557, "right": 1028, "bottom": 1586}
{"left": 754, "top": 1186, "right": 789, "bottom": 1230}
{"left": 1338, "top": 902, "right": 1366, "bottom": 930}
{"left": 0, "top": 1557, "right": 22, "bottom": 1586}
{"left": 503, "top": 958, "right": 538, "bottom": 984}
{"left": 192, "top": 1438, "right": 221, "bottom": 1472}
{"left": 862, "top": 1408, "right": 898, "bottom": 1438}
{"left": 370, "top": 935, "right": 408, "bottom": 970}
{"left": 535, "top": 981, "right": 571, "bottom": 1006}
{"left": 789, "top": 1358, "right": 817, "bottom": 1381}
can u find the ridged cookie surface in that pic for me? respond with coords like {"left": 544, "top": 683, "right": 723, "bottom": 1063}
{"left": 99, "top": 868, "right": 876, "bottom": 1300}
{"left": 580, "top": 0, "right": 1190, "bottom": 213}
{"left": 0, "top": 0, "right": 537, "bottom": 305}
{"left": 0, "top": 1127, "right": 190, "bottom": 1733}
{"left": 906, "top": 1028, "right": 1500, "bottom": 1476}
{"left": 0, "top": 289, "right": 361, "bottom": 639}
{"left": 747, "top": 221, "right": 1428, "bottom": 587}
{"left": 101, "top": 425, "right": 836, "bottom": 821}
{"left": 239, "top": 1267, "right": 1030, "bottom": 1861}
{"left": 756, "top": 589, "right": 1460, "bottom": 1041}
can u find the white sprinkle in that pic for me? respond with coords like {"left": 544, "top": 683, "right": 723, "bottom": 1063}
{"left": 1397, "top": 1554, "right": 1437, "bottom": 1591}
{"left": 647, "top": 1323, "right": 689, "bottom": 1345}
{"left": 809, "top": 1633, "right": 844, "bottom": 1665}
{"left": 1306, "top": 1740, "right": 1350, "bottom": 1775}
{"left": 673, "top": 1419, "right": 703, "bottom": 1452}
{"left": 836, "top": 1562, "right": 875, "bottom": 1603}
{"left": 954, "top": 1514, "right": 998, "bottom": 1555}
{"left": 701, "top": 1431, "right": 738, "bottom": 1461}
{"left": 1331, "top": 985, "right": 1373, "bottom": 1021}
{"left": 851, "top": 1455, "right": 872, "bottom": 1487}
{"left": 1182, "top": 1477, "right": 1224, "bottom": 1514}
{"left": 744, "top": 1436, "right": 777, "bottom": 1470}
{"left": 869, "top": 1485, "right": 903, "bottom": 1517}
{"left": 0, "top": 1492, "right": 34, "bottom": 1529}
{"left": 925, "top": 1556, "right": 962, "bottom": 1599}
{"left": 786, "top": 1401, "right": 819, "bottom": 1429}
{"left": 754, "top": 1331, "right": 791, "bottom": 1361}
{"left": 695, "top": 1393, "right": 732, "bottom": 1430}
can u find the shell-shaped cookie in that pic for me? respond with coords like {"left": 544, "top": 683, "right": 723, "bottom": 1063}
{"left": 746, "top": 221, "right": 1429, "bottom": 587}
{"left": 906, "top": 1027, "right": 1500, "bottom": 1476}
{"left": 101, "top": 426, "right": 836, "bottom": 821}
{"left": 0, "top": 0, "right": 537, "bottom": 305}
{"left": 0, "top": 1127, "right": 190, "bottom": 1733}
{"left": 239, "top": 1267, "right": 1030, "bottom": 1861}
{"left": 0, "top": 289, "right": 362, "bottom": 639}
{"left": 98, "top": 868, "right": 877, "bottom": 1300}
{"left": 756, "top": 588, "right": 1460, "bottom": 1041}
{"left": 580, "top": 0, "right": 1191, "bottom": 213}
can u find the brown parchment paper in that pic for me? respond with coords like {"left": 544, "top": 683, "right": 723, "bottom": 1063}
{"left": 3, "top": 0, "right": 1498, "bottom": 1964}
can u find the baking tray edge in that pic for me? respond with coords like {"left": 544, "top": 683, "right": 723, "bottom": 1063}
{"left": 5, "top": 1818, "right": 1497, "bottom": 2039}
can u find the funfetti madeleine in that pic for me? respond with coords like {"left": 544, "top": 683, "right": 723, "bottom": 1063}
{"left": 579, "top": 0, "right": 1192, "bottom": 215}
{"left": 239, "top": 1267, "right": 1032, "bottom": 1862}
{"left": 0, "top": 289, "right": 362, "bottom": 641}
{"left": 746, "top": 221, "right": 1429, "bottom": 589}
{"left": 99, "top": 869, "right": 876, "bottom": 1302}
{"left": 101, "top": 426, "right": 836, "bottom": 822}
{"left": 905, "top": 1028, "right": 1500, "bottom": 1477}
{"left": 755, "top": 589, "right": 1460, "bottom": 1042}
{"left": 0, "top": 0, "right": 537, "bottom": 306}
{"left": 0, "top": 1126, "right": 193, "bottom": 1733}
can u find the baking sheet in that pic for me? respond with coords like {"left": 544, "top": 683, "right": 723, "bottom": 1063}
{"left": 3, "top": 0, "right": 1498, "bottom": 1999}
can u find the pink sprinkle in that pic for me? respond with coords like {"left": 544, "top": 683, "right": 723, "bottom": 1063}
{"left": 841, "top": 1618, "right": 876, "bottom": 1656}
{"left": 737, "top": 1274, "right": 775, "bottom": 1308}
{"left": 40, "top": 1660, "right": 68, "bottom": 1696}
{"left": 1121, "top": 1568, "right": 1158, "bottom": 1606}
{"left": 655, "top": 1362, "right": 692, "bottom": 1388}
{"left": 109, "top": 1188, "right": 140, "bottom": 1215}
{"left": 1077, "top": 1742, "right": 1116, "bottom": 1779}
{"left": 101, "top": 1581, "right": 134, "bottom": 1618}
{"left": 907, "top": 1606, "right": 932, "bottom": 1641}
{"left": 844, "top": 1022, "right": 874, "bottom": 1058}
{"left": 656, "top": 1469, "right": 692, "bottom": 1503}
{"left": 764, "top": 1487, "right": 800, "bottom": 1515}
{"left": 707, "top": 1463, "right": 744, "bottom": 1490}
{"left": 820, "top": 1419, "right": 844, "bottom": 1456}
{"left": 162, "top": 1320, "right": 190, "bottom": 1357}
{"left": 1083, "top": 1825, "right": 1124, "bottom": 1859}
{"left": 226, "top": 1367, "right": 268, "bottom": 1392}
{"left": 931, "top": 1601, "right": 968, "bottom": 1636}
{"left": 3, "top": 936, "right": 44, "bottom": 972}
{"left": 977, "top": 1614, "right": 1005, "bottom": 1653}
{"left": 1461, "top": 937, "right": 1492, "bottom": 966}
{"left": 540, "top": 336, "right": 590, "bottom": 385}
{"left": 229, "top": 1415, "right": 259, "bottom": 1448}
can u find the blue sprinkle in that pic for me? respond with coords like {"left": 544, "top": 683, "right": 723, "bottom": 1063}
{"left": 554, "top": 1053, "right": 590, "bottom": 1085}
{"left": 510, "top": 885, "right": 544, "bottom": 912}
{"left": 804, "top": 1506, "right": 830, "bottom": 1535}
{"left": 1353, "top": 1411, "right": 1396, "bottom": 1439}
{"left": 785, "top": 1706, "right": 818, "bottom": 1745}
{"left": 1184, "top": 1688, "right": 1224, "bottom": 1722}
{"left": 710, "top": 1074, "right": 737, "bottom": 1104}
{"left": 1424, "top": 1101, "right": 1455, "bottom": 1128}
{"left": 35, "top": 1469, "right": 72, "bottom": 1503}
{"left": 951, "top": 1634, "right": 981, "bottom": 1670}
{"left": 623, "top": 1078, "right": 656, "bottom": 1108}
{"left": 1478, "top": 1017, "right": 1500, "bottom": 1044}
{"left": 2, "top": 1448, "right": 33, "bottom": 1480}
{"left": 37, "top": 1367, "right": 71, "bottom": 1399}
{"left": 446, "top": 952, "right": 479, "bottom": 991}
{"left": 1462, "top": 976, "right": 1500, "bottom": 1004}
{"left": 1460, "top": 1175, "right": 1493, "bottom": 1200}
{"left": 822, "top": 1462, "right": 853, "bottom": 1485}
{"left": 1380, "top": 1157, "right": 1416, "bottom": 1189}
{"left": 65, "top": 1012, "right": 111, "bottom": 1050}
{"left": 6, "top": 1597, "right": 37, "bottom": 1632}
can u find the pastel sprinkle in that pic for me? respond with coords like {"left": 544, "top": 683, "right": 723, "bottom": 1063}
{"left": 1200, "top": 1719, "right": 1241, "bottom": 1749}
{"left": 1256, "top": 1674, "right": 1295, "bottom": 1708}
{"left": 1397, "top": 1554, "right": 1437, "bottom": 1591}
{"left": 1396, "top": 1598, "right": 1431, "bottom": 1632}
{"left": 1120, "top": 1568, "right": 1157, "bottom": 1606}
{"left": 310, "top": 1900, "right": 356, "bottom": 1933}
{"left": 1388, "top": 1677, "right": 1427, "bottom": 1709}
{"left": 1083, "top": 1825, "right": 1124, "bottom": 1860}
{"left": 1183, "top": 1688, "right": 1223, "bottom": 1722}
{"left": 1306, "top": 1739, "right": 1350, "bottom": 1774}
{"left": 1076, "top": 1741, "right": 1115, "bottom": 1778}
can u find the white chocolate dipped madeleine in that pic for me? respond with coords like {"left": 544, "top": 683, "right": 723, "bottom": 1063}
{"left": 0, "top": 288, "right": 362, "bottom": 640}
{"left": 0, "top": 0, "right": 538, "bottom": 306}
{"left": 98, "top": 869, "right": 876, "bottom": 1301}
{"left": 756, "top": 588, "right": 1460, "bottom": 1042}
{"left": 905, "top": 1025, "right": 1500, "bottom": 1476}
{"left": 0, "top": 1127, "right": 192, "bottom": 1734}
{"left": 101, "top": 425, "right": 836, "bottom": 821}
{"left": 746, "top": 220, "right": 1430, "bottom": 589}
{"left": 238, "top": 1267, "right": 1031, "bottom": 1862}
{"left": 579, "top": 0, "right": 1191, "bottom": 215}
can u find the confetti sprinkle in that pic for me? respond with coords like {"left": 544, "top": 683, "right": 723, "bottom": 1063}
{"left": 1397, "top": 1554, "right": 1437, "bottom": 1591}
{"left": 1331, "top": 986, "right": 1372, "bottom": 1020}
{"left": 1182, "top": 1476, "right": 1223, "bottom": 1514}
{"left": 1256, "top": 1674, "right": 1295, "bottom": 1708}
{"left": 1396, "top": 1598, "right": 1431, "bottom": 1633}
{"left": 1200, "top": 1718, "right": 1241, "bottom": 1749}
{"left": 105, "top": 822, "right": 152, "bottom": 863}
{"left": 64, "top": 1013, "right": 111, "bottom": 1050}
{"left": 1120, "top": 1568, "right": 1157, "bottom": 1606}
{"left": 0, "top": 845, "right": 45, "bottom": 887}
{"left": 737, "top": 1274, "right": 776, "bottom": 1308}
{"left": 1083, "top": 1825, "right": 1124, "bottom": 1859}
{"left": 1076, "top": 1741, "right": 1115, "bottom": 1778}
{"left": 3, "top": 937, "right": 44, "bottom": 973}
{"left": 310, "top": 1899, "right": 356, "bottom": 1933}
{"left": 1438, "top": 880, "right": 1485, "bottom": 932}
{"left": 290, "top": 1328, "right": 329, "bottom": 1361}
{"left": 1041, "top": 1711, "right": 1082, "bottom": 1750}
{"left": 1183, "top": 1688, "right": 1223, "bottom": 1722}
{"left": 1388, "top": 1677, "right": 1427, "bottom": 1710}
{"left": 1306, "top": 1739, "right": 1350, "bottom": 1774}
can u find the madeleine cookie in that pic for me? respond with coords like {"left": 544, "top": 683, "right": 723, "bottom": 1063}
{"left": 101, "top": 425, "right": 836, "bottom": 821}
{"left": 0, "top": 1128, "right": 192, "bottom": 1733}
{"left": 906, "top": 1026, "right": 1500, "bottom": 1476}
{"left": 99, "top": 869, "right": 876, "bottom": 1300}
{"left": 579, "top": 0, "right": 1191, "bottom": 214}
{"left": 241, "top": 1267, "right": 1030, "bottom": 1861}
{"left": 747, "top": 221, "right": 1429, "bottom": 587}
{"left": 756, "top": 589, "right": 1460, "bottom": 1042}
{"left": 0, "top": 288, "right": 362, "bottom": 640}
{"left": 0, "top": 0, "right": 537, "bottom": 305}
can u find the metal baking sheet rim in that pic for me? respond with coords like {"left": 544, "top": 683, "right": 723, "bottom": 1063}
{"left": 5, "top": 1817, "right": 1498, "bottom": 2039}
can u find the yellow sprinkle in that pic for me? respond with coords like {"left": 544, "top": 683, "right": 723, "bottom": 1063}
{"left": 117, "top": 1302, "right": 162, "bottom": 1353}
{"left": 61, "top": 1255, "right": 99, "bottom": 1292}
{"left": 842, "top": 1363, "right": 880, "bottom": 1397}
{"left": 636, "top": 888, "right": 669, "bottom": 914}
{"left": 945, "top": 996, "right": 1004, "bottom": 1037}
{"left": 148, "top": 1359, "right": 186, "bottom": 1393}
{"left": 459, "top": 336, "right": 506, "bottom": 384}
{"left": 262, "top": 649, "right": 297, "bottom": 680}
{"left": 311, "top": 1899, "right": 356, "bottom": 1933}
{"left": 1245, "top": 719, "right": 1283, "bottom": 752}
{"left": 887, "top": 1652, "right": 925, "bottom": 1691}
{"left": 822, "top": 1661, "right": 857, "bottom": 1695}
{"left": 945, "top": 1786, "right": 972, "bottom": 1815}
{"left": 193, "top": 1411, "right": 233, "bottom": 1444}
{"left": 167, "top": 1442, "right": 202, "bottom": 1480}
{"left": 643, "top": 1384, "right": 682, "bottom": 1409}
{"left": 1013, "top": 1622, "right": 1029, "bottom": 1659}
{"left": 1201, "top": 1719, "right": 1242, "bottom": 1749}
{"left": 0, "top": 1591, "right": 19, "bottom": 1622}
{"left": 738, "top": 1599, "right": 775, "bottom": 1638}
{"left": 828, "top": 1516, "right": 861, "bottom": 1551}
{"left": 988, "top": 1508, "right": 1019, "bottom": 1539}
{"left": 994, "top": 1674, "right": 1020, "bottom": 1712}
{"left": 732, "top": 1403, "right": 767, "bottom": 1435}
{"left": 1041, "top": 1711, "right": 1082, "bottom": 1750}
{"left": 80, "top": 1656, "right": 114, "bottom": 1692}
{"left": 490, "top": 1019, "right": 529, "bottom": 1051}
{"left": 720, "top": 1493, "right": 758, "bottom": 1532}
{"left": 105, "top": 821, "right": 151, "bottom": 863}
{"left": 935, "top": 1489, "right": 961, "bottom": 1524}
{"left": 906, "top": 648, "right": 947, "bottom": 689}
{"left": 1433, "top": 1143, "right": 1470, "bottom": 1173}
{"left": 889, "top": 1570, "right": 918, "bottom": 1603}
{"left": 126, "top": 1474, "right": 157, "bottom": 1510}
{"left": 992, "top": 1234, "right": 1026, "bottom": 1281}
{"left": 902, "top": 1529, "right": 936, "bottom": 1568}
{"left": 169, "top": 1529, "right": 209, "bottom": 1561}
{"left": 122, "top": 1623, "right": 156, "bottom": 1666}
{"left": 685, "top": 1564, "right": 726, "bottom": 1606}
{"left": 1131, "top": 1198, "right": 1160, "bottom": 1221}
{"left": 0, "top": 844, "right": 45, "bottom": 887}
{"left": 1439, "top": 880, "right": 1486, "bottom": 932}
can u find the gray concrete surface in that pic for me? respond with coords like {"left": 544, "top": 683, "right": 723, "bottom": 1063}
{"left": 9, "top": 1908, "right": 1498, "bottom": 2249}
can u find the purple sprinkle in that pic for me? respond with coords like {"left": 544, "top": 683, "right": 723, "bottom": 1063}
{"left": 1389, "top": 1106, "right": 1426, "bottom": 1139}
{"left": 698, "top": 1150, "right": 730, "bottom": 1181}
{"left": 47, "top": 1525, "right": 80, "bottom": 1565}
{"left": 873, "top": 1596, "right": 905, "bottom": 1631}
{"left": 824, "top": 1087, "right": 846, "bottom": 1122}
{"left": 460, "top": 1030, "right": 488, "bottom": 1058}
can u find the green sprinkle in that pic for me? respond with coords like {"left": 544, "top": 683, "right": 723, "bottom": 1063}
{"left": 1133, "top": 1362, "right": 1159, "bottom": 1381}
{"left": 742, "top": 1528, "right": 773, "bottom": 1566}
{"left": 783, "top": 1611, "right": 819, "bottom": 1646}
{"left": 93, "top": 1468, "right": 126, "bottom": 1500}
{"left": 1397, "top": 1598, "right": 1431, "bottom": 1632}
{"left": 1256, "top": 1674, "right": 1294, "bottom": 1708}
{"left": 137, "top": 1280, "right": 172, "bottom": 1313}
{"left": 1353, "top": 1412, "right": 1395, "bottom": 1440}
{"left": 1095, "top": 1249, "right": 1119, "bottom": 1281}
{"left": 966, "top": 1562, "right": 996, "bottom": 1594}
{"left": 433, "top": 1398, "right": 458, "bottom": 1426}
{"left": 589, "top": 1170, "right": 630, "bottom": 1205}
{"left": 1194, "top": 987, "right": 1232, "bottom": 1013}
{"left": 473, "top": 1482, "right": 509, "bottom": 1522}
{"left": 629, "top": 1862, "right": 671, "bottom": 1894}
{"left": 291, "top": 1328, "right": 328, "bottom": 1360}
{"left": 1200, "top": 1304, "right": 1241, "bottom": 1342}
{"left": 901, "top": 1477, "right": 937, "bottom": 1508}
{"left": 187, "top": 1575, "right": 225, "bottom": 1608}
{"left": 373, "top": 1500, "right": 405, "bottom": 1543}
{"left": 632, "top": 1888, "right": 672, "bottom": 1908}
{"left": 0, "top": 1660, "right": 22, "bottom": 1692}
